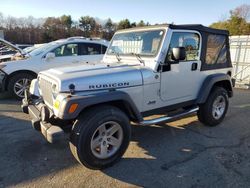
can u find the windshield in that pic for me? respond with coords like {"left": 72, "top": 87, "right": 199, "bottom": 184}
{"left": 107, "top": 29, "right": 164, "bottom": 56}
{"left": 29, "top": 42, "right": 59, "bottom": 56}
{"left": 23, "top": 46, "right": 36, "bottom": 53}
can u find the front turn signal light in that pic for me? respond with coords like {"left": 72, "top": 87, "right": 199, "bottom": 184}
{"left": 68, "top": 103, "right": 78, "bottom": 114}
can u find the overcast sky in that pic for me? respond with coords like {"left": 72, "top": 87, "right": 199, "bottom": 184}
{"left": 0, "top": 0, "right": 248, "bottom": 25}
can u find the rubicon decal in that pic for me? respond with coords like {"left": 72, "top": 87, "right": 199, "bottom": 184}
{"left": 89, "top": 82, "right": 130, "bottom": 89}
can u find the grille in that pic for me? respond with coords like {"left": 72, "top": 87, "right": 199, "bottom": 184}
{"left": 39, "top": 77, "right": 54, "bottom": 107}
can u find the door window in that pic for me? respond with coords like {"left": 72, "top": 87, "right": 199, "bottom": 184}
{"left": 52, "top": 43, "right": 78, "bottom": 57}
{"left": 167, "top": 32, "right": 200, "bottom": 62}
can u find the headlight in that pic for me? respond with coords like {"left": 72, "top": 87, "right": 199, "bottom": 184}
{"left": 51, "top": 83, "right": 59, "bottom": 99}
{"left": 53, "top": 94, "right": 64, "bottom": 110}
{"left": 29, "top": 79, "right": 40, "bottom": 96}
{"left": 52, "top": 84, "right": 58, "bottom": 93}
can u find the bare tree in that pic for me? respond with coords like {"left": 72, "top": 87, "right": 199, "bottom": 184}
{"left": 231, "top": 4, "right": 250, "bottom": 20}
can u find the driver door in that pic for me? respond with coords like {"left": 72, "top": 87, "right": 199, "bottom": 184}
{"left": 160, "top": 31, "right": 202, "bottom": 105}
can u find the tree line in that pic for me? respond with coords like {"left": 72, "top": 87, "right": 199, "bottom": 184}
{"left": 0, "top": 13, "right": 149, "bottom": 44}
{"left": 210, "top": 4, "right": 250, "bottom": 35}
{"left": 0, "top": 4, "right": 249, "bottom": 44}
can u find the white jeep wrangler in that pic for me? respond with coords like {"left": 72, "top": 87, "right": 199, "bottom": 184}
{"left": 22, "top": 24, "right": 233, "bottom": 169}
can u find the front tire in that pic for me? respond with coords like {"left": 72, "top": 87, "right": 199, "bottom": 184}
{"left": 7, "top": 73, "right": 35, "bottom": 100}
{"left": 198, "top": 87, "right": 229, "bottom": 126}
{"left": 69, "top": 105, "right": 131, "bottom": 169}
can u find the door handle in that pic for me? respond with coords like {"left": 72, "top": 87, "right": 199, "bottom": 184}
{"left": 191, "top": 63, "right": 198, "bottom": 71}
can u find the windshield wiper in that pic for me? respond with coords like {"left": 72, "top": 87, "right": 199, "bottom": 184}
{"left": 130, "top": 53, "right": 145, "bottom": 66}
{"left": 111, "top": 51, "right": 121, "bottom": 62}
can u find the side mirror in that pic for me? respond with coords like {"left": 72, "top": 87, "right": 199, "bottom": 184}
{"left": 171, "top": 47, "right": 186, "bottom": 61}
{"left": 45, "top": 52, "right": 55, "bottom": 60}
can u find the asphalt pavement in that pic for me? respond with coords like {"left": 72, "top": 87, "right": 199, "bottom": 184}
{"left": 0, "top": 89, "right": 250, "bottom": 188}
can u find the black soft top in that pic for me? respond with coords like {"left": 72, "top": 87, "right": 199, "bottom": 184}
{"left": 169, "top": 24, "right": 229, "bottom": 35}
{"left": 169, "top": 24, "right": 231, "bottom": 71}
{"left": 118, "top": 24, "right": 229, "bottom": 36}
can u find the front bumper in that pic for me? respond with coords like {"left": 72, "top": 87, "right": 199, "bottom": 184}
{"left": 22, "top": 91, "right": 66, "bottom": 143}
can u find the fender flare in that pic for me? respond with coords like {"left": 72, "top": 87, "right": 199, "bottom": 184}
{"left": 58, "top": 91, "right": 143, "bottom": 121}
{"left": 196, "top": 73, "right": 233, "bottom": 104}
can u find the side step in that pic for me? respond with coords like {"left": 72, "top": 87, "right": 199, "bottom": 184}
{"left": 133, "top": 107, "right": 199, "bottom": 126}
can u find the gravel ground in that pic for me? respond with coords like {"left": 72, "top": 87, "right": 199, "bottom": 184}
{"left": 0, "top": 89, "right": 250, "bottom": 188}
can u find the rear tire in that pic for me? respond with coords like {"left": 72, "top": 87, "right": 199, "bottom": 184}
{"left": 69, "top": 105, "right": 131, "bottom": 169}
{"left": 7, "top": 73, "right": 35, "bottom": 100}
{"left": 198, "top": 87, "right": 229, "bottom": 126}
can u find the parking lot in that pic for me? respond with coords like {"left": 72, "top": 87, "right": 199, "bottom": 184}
{"left": 0, "top": 89, "right": 250, "bottom": 188}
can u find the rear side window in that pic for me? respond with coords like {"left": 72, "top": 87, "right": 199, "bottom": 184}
{"left": 206, "top": 35, "right": 226, "bottom": 65}
{"left": 79, "top": 43, "right": 103, "bottom": 55}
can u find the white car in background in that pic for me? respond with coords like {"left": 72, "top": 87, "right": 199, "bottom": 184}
{"left": 0, "top": 37, "right": 109, "bottom": 99}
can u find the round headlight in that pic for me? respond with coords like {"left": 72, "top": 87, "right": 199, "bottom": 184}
{"left": 52, "top": 84, "right": 58, "bottom": 93}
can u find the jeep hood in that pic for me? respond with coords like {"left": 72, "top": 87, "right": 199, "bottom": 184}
{"left": 40, "top": 63, "right": 143, "bottom": 92}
